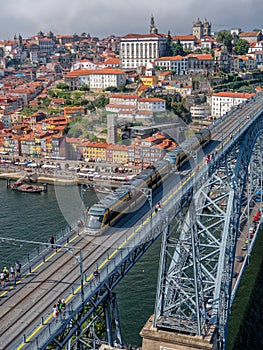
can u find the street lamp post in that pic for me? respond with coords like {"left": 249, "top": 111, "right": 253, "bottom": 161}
{"left": 74, "top": 248, "right": 84, "bottom": 310}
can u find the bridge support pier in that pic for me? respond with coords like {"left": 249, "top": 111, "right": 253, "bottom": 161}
{"left": 104, "top": 292, "right": 123, "bottom": 348}
{"left": 141, "top": 315, "right": 217, "bottom": 350}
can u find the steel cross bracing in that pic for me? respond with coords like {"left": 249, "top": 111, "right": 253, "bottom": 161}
{"left": 15, "top": 94, "right": 263, "bottom": 350}
{"left": 22, "top": 196, "right": 185, "bottom": 350}
{"left": 154, "top": 112, "right": 263, "bottom": 349}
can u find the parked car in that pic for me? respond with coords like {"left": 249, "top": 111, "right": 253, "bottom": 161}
{"left": 233, "top": 272, "right": 239, "bottom": 278}
{"left": 242, "top": 244, "right": 248, "bottom": 250}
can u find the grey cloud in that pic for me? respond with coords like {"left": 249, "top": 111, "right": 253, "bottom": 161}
{"left": 0, "top": 0, "right": 262, "bottom": 39}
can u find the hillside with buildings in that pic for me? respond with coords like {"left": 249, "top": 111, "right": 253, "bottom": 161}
{"left": 0, "top": 17, "right": 263, "bottom": 163}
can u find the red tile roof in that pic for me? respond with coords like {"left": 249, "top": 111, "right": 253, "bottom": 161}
{"left": 111, "top": 94, "right": 138, "bottom": 99}
{"left": 213, "top": 92, "right": 255, "bottom": 99}
{"left": 122, "top": 33, "right": 164, "bottom": 39}
{"left": 156, "top": 55, "right": 185, "bottom": 61}
{"left": 173, "top": 35, "right": 196, "bottom": 41}
{"left": 187, "top": 53, "right": 213, "bottom": 60}
{"left": 66, "top": 67, "right": 125, "bottom": 78}
{"left": 239, "top": 31, "right": 260, "bottom": 37}
{"left": 138, "top": 97, "right": 165, "bottom": 102}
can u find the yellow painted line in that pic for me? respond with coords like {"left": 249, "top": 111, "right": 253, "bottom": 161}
{"left": 6, "top": 230, "right": 87, "bottom": 349}
{"left": 15, "top": 116, "right": 250, "bottom": 347}
{"left": 4, "top": 230, "right": 83, "bottom": 299}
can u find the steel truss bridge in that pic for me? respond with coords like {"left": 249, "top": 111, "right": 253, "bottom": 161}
{"left": 1, "top": 92, "right": 263, "bottom": 350}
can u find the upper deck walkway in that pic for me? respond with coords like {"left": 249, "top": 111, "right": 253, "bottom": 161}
{"left": 1, "top": 92, "right": 263, "bottom": 349}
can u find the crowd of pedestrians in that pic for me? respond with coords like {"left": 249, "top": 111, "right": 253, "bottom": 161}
{"left": 53, "top": 297, "right": 66, "bottom": 322}
{"left": 0, "top": 261, "right": 21, "bottom": 287}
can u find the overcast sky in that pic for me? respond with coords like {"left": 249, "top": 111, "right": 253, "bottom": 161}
{"left": 1, "top": 0, "right": 262, "bottom": 40}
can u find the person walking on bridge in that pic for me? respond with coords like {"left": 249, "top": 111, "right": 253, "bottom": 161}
{"left": 49, "top": 235, "right": 55, "bottom": 248}
{"left": 10, "top": 265, "right": 15, "bottom": 280}
{"left": 15, "top": 261, "right": 21, "bottom": 278}
{"left": 60, "top": 299, "right": 66, "bottom": 316}
{"left": 3, "top": 267, "right": 9, "bottom": 282}
{"left": 155, "top": 202, "right": 161, "bottom": 213}
{"left": 53, "top": 304, "right": 59, "bottom": 322}
{"left": 93, "top": 268, "right": 99, "bottom": 285}
{"left": 0, "top": 271, "right": 5, "bottom": 287}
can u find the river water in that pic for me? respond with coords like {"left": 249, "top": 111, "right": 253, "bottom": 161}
{"left": 0, "top": 179, "right": 160, "bottom": 346}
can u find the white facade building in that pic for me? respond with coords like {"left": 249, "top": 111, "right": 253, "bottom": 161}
{"left": 72, "top": 59, "right": 98, "bottom": 71}
{"left": 106, "top": 94, "right": 166, "bottom": 120}
{"left": 154, "top": 55, "right": 188, "bottom": 74}
{"left": 172, "top": 35, "right": 196, "bottom": 50}
{"left": 211, "top": 92, "right": 254, "bottom": 118}
{"left": 65, "top": 68, "right": 126, "bottom": 91}
{"left": 89, "top": 69, "right": 126, "bottom": 91}
{"left": 248, "top": 41, "right": 263, "bottom": 53}
{"left": 190, "top": 104, "right": 211, "bottom": 120}
{"left": 137, "top": 98, "right": 166, "bottom": 112}
{"left": 120, "top": 33, "right": 167, "bottom": 69}
{"left": 247, "top": 51, "right": 263, "bottom": 65}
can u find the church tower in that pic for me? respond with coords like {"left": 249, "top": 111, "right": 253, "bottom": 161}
{"left": 192, "top": 18, "right": 203, "bottom": 39}
{"left": 18, "top": 33, "right": 23, "bottom": 48}
{"left": 203, "top": 18, "right": 211, "bottom": 36}
{"left": 150, "top": 15, "right": 158, "bottom": 34}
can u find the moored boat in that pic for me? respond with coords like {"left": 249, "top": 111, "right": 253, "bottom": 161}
{"left": 11, "top": 183, "right": 47, "bottom": 193}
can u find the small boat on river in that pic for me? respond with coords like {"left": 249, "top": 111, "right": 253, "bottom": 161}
{"left": 10, "top": 180, "right": 47, "bottom": 193}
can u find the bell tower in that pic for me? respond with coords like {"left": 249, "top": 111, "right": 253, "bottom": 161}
{"left": 150, "top": 15, "right": 158, "bottom": 34}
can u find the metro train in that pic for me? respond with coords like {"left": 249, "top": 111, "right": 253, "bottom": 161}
{"left": 85, "top": 160, "right": 171, "bottom": 232}
{"left": 85, "top": 128, "right": 211, "bottom": 233}
{"left": 164, "top": 128, "right": 211, "bottom": 167}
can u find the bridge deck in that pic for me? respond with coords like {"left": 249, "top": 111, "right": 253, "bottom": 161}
{"left": 1, "top": 92, "right": 263, "bottom": 349}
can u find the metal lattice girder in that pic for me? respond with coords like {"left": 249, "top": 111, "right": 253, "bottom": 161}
{"left": 154, "top": 107, "right": 263, "bottom": 349}
{"left": 17, "top": 94, "right": 263, "bottom": 350}
{"left": 155, "top": 167, "right": 234, "bottom": 336}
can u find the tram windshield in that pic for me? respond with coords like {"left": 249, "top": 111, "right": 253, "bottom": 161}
{"left": 86, "top": 214, "right": 103, "bottom": 229}
{"left": 86, "top": 205, "right": 106, "bottom": 230}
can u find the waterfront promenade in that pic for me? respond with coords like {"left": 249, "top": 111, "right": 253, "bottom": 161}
{"left": 0, "top": 159, "right": 140, "bottom": 186}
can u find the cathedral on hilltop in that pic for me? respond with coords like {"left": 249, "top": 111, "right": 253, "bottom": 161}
{"left": 192, "top": 18, "right": 211, "bottom": 39}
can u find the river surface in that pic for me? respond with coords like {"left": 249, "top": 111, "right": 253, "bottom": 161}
{"left": 0, "top": 179, "right": 160, "bottom": 346}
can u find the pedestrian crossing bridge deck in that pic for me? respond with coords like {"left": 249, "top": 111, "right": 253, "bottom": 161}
{"left": 1, "top": 92, "right": 263, "bottom": 349}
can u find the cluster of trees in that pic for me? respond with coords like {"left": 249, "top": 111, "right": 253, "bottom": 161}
{"left": 68, "top": 110, "right": 107, "bottom": 139}
{"left": 46, "top": 83, "right": 108, "bottom": 110}
{"left": 165, "top": 29, "right": 251, "bottom": 58}
{"left": 163, "top": 29, "right": 251, "bottom": 62}
{"left": 165, "top": 31, "right": 186, "bottom": 57}
{"left": 216, "top": 30, "right": 250, "bottom": 55}
{"left": 151, "top": 93, "right": 191, "bottom": 124}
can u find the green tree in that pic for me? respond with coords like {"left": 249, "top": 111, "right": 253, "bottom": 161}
{"left": 20, "top": 106, "right": 37, "bottom": 115}
{"left": 171, "top": 100, "right": 191, "bottom": 124}
{"left": 171, "top": 40, "right": 185, "bottom": 56}
{"left": 56, "top": 82, "right": 69, "bottom": 90}
{"left": 93, "top": 95, "right": 109, "bottom": 108}
{"left": 86, "top": 102, "right": 95, "bottom": 111}
{"left": 48, "top": 90, "right": 57, "bottom": 98}
{"left": 79, "top": 85, "right": 90, "bottom": 91}
{"left": 235, "top": 38, "right": 250, "bottom": 55}
{"left": 117, "top": 84, "right": 127, "bottom": 92}
{"left": 216, "top": 30, "right": 233, "bottom": 53}
{"left": 105, "top": 86, "right": 118, "bottom": 92}
{"left": 73, "top": 92, "right": 82, "bottom": 100}
{"left": 165, "top": 30, "right": 173, "bottom": 56}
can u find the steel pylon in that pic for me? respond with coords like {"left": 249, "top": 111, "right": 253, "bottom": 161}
{"left": 154, "top": 116, "right": 263, "bottom": 349}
